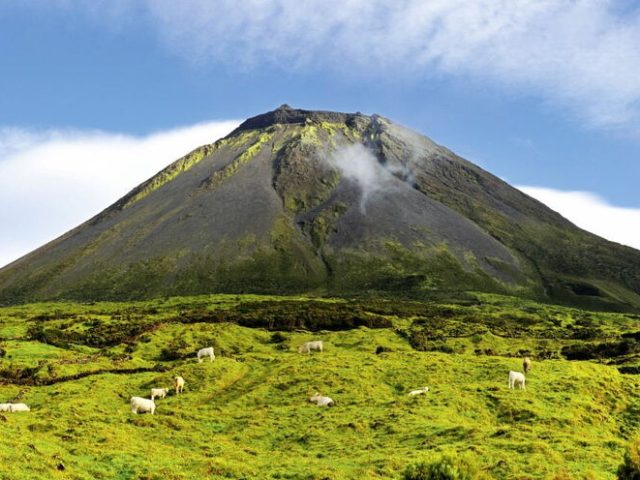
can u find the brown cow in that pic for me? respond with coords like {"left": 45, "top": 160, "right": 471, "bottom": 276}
{"left": 523, "top": 357, "right": 532, "bottom": 374}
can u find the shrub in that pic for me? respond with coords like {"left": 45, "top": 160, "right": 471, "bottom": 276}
{"left": 27, "top": 324, "right": 77, "bottom": 349}
{"left": 403, "top": 454, "right": 482, "bottom": 480}
{"left": 408, "top": 331, "right": 461, "bottom": 354}
{"left": 176, "top": 301, "right": 392, "bottom": 331}
{"left": 0, "top": 363, "right": 44, "bottom": 384}
{"left": 159, "top": 337, "right": 190, "bottom": 361}
{"left": 618, "top": 438, "right": 640, "bottom": 479}
{"left": 561, "top": 340, "right": 639, "bottom": 360}
{"left": 474, "top": 348, "right": 497, "bottom": 356}
{"left": 571, "top": 327, "right": 604, "bottom": 340}
{"left": 27, "top": 320, "right": 154, "bottom": 349}
{"left": 270, "top": 332, "right": 287, "bottom": 344}
{"left": 408, "top": 331, "right": 441, "bottom": 351}
{"left": 83, "top": 319, "right": 153, "bottom": 347}
{"left": 618, "top": 366, "right": 640, "bottom": 375}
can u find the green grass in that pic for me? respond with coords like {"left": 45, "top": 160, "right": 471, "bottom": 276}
{"left": 1, "top": 293, "right": 640, "bottom": 479}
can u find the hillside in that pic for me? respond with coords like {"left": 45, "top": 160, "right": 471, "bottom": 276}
{"left": 1, "top": 293, "right": 640, "bottom": 479}
{"left": 1, "top": 105, "right": 639, "bottom": 310}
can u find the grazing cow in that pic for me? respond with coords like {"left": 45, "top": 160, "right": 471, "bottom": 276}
{"left": 508, "top": 371, "right": 526, "bottom": 390}
{"left": 408, "top": 387, "right": 430, "bottom": 396}
{"left": 309, "top": 392, "right": 334, "bottom": 407}
{"left": 7, "top": 403, "right": 30, "bottom": 412}
{"left": 130, "top": 397, "right": 156, "bottom": 415}
{"left": 298, "top": 341, "right": 323, "bottom": 354}
{"left": 197, "top": 347, "right": 215, "bottom": 363}
{"left": 0, "top": 403, "right": 12, "bottom": 412}
{"left": 174, "top": 376, "right": 185, "bottom": 395}
{"left": 523, "top": 357, "right": 532, "bottom": 374}
{"left": 150, "top": 388, "right": 169, "bottom": 400}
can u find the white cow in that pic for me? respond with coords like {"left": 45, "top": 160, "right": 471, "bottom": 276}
{"left": 150, "top": 388, "right": 169, "bottom": 400}
{"left": 508, "top": 371, "right": 526, "bottom": 390}
{"left": 299, "top": 341, "right": 323, "bottom": 354}
{"left": 408, "top": 387, "right": 430, "bottom": 396}
{"left": 309, "top": 392, "right": 334, "bottom": 407}
{"left": 9, "top": 403, "right": 30, "bottom": 412}
{"left": 130, "top": 397, "right": 156, "bottom": 415}
{"left": 197, "top": 347, "right": 215, "bottom": 363}
{"left": 0, "top": 403, "right": 12, "bottom": 412}
{"left": 174, "top": 376, "right": 185, "bottom": 394}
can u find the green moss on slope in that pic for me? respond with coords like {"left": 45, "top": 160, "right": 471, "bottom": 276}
{"left": 201, "top": 132, "right": 272, "bottom": 189}
{"left": 272, "top": 138, "right": 340, "bottom": 214}
{"left": 109, "top": 145, "right": 214, "bottom": 213}
{"left": 325, "top": 241, "right": 512, "bottom": 297}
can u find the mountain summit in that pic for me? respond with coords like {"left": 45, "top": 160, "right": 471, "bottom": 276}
{"left": 2, "top": 105, "right": 639, "bottom": 309}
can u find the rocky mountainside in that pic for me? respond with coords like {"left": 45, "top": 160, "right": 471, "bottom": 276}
{"left": 1, "top": 105, "right": 639, "bottom": 310}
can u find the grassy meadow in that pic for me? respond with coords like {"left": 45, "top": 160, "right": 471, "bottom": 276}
{"left": 1, "top": 293, "right": 640, "bottom": 479}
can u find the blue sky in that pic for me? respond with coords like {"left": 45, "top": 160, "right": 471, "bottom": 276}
{"left": 1, "top": 1, "right": 639, "bottom": 266}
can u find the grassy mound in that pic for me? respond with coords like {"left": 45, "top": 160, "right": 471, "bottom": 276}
{"left": 1, "top": 293, "right": 639, "bottom": 479}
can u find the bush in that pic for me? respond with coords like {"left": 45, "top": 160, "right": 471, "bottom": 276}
{"left": 159, "top": 337, "right": 190, "bottom": 361}
{"left": 27, "top": 324, "right": 77, "bottom": 349}
{"left": 0, "top": 363, "right": 44, "bottom": 384}
{"left": 177, "top": 301, "right": 392, "bottom": 331}
{"left": 82, "top": 319, "right": 153, "bottom": 347}
{"left": 618, "top": 366, "right": 640, "bottom": 375}
{"left": 270, "top": 332, "right": 288, "bottom": 344}
{"left": 403, "top": 454, "right": 482, "bottom": 480}
{"left": 561, "top": 340, "right": 639, "bottom": 360}
{"left": 408, "top": 331, "right": 461, "bottom": 354}
{"left": 571, "top": 327, "right": 605, "bottom": 340}
{"left": 408, "top": 331, "right": 442, "bottom": 351}
{"left": 618, "top": 438, "right": 640, "bottom": 479}
{"left": 27, "top": 320, "right": 154, "bottom": 349}
{"left": 474, "top": 348, "right": 497, "bottom": 356}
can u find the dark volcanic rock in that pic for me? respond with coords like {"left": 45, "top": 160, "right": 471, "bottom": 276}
{"left": 1, "top": 106, "right": 639, "bottom": 310}
{"left": 233, "top": 104, "right": 360, "bottom": 132}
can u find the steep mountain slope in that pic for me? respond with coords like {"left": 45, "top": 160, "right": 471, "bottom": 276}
{"left": 1, "top": 105, "right": 639, "bottom": 309}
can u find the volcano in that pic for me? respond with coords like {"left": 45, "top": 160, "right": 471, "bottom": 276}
{"left": 1, "top": 105, "right": 639, "bottom": 310}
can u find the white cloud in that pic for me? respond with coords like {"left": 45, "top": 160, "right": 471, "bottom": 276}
{"left": 518, "top": 185, "right": 640, "bottom": 250}
{"left": 11, "top": 2, "right": 640, "bottom": 131}
{"left": 51, "top": 0, "right": 639, "bottom": 133}
{"left": 0, "top": 120, "right": 239, "bottom": 268}
{"left": 329, "top": 144, "right": 391, "bottom": 212}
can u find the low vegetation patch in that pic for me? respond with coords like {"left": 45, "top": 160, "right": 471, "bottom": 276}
{"left": 561, "top": 339, "right": 640, "bottom": 360}
{"left": 176, "top": 300, "right": 393, "bottom": 331}
{"left": 0, "top": 292, "right": 639, "bottom": 479}
{"left": 618, "top": 437, "right": 640, "bottom": 479}
{"left": 403, "top": 454, "right": 486, "bottom": 480}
